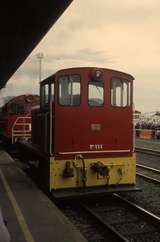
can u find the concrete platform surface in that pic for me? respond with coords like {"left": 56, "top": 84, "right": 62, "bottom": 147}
{"left": 0, "top": 150, "right": 87, "bottom": 242}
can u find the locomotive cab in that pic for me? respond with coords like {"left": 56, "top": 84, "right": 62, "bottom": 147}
{"left": 31, "top": 67, "right": 138, "bottom": 198}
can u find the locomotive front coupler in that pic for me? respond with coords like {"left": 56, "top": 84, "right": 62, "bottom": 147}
{"left": 91, "top": 161, "right": 110, "bottom": 177}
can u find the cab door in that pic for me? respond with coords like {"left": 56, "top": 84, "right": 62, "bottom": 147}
{"left": 40, "top": 79, "right": 54, "bottom": 155}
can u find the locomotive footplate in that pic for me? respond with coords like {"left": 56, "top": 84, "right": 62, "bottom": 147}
{"left": 51, "top": 185, "right": 141, "bottom": 200}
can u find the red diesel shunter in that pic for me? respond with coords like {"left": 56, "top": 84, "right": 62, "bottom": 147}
{"left": 30, "top": 67, "right": 138, "bottom": 198}
{"left": 1, "top": 94, "right": 39, "bottom": 144}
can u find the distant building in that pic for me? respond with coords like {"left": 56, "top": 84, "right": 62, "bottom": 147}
{"left": 133, "top": 110, "right": 141, "bottom": 125}
{"left": 134, "top": 110, "right": 141, "bottom": 120}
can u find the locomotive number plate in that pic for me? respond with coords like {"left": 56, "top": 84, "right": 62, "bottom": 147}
{"left": 91, "top": 123, "right": 101, "bottom": 131}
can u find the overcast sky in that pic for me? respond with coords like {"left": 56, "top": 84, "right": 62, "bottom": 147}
{"left": 1, "top": 0, "right": 160, "bottom": 112}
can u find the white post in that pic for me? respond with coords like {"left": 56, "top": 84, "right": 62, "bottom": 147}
{"left": 36, "top": 52, "right": 44, "bottom": 83}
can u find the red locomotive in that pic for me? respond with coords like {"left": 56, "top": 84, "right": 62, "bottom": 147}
{"left": 27, "top": 67, "right": 138, "bottom": 197}
{"left": 0, "top": 94, "right": 39, "bottom": 144}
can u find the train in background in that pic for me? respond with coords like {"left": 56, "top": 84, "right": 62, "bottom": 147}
{"left": 0, "top": 94, "right": 39, "bottom": 144}
{"left": 23, "top": 67, "right": 138, "bottom": 198}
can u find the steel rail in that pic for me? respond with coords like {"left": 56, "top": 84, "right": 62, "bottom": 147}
{"left": 114, "top": 194, "right": 160, "bottom": 233}
{"left": 135, "top": 147, "right": 160, "bottom": 156}
{"left": 136, "top": 163, "right": 160, "bottom": 184}
{"left": 136, "top": 172, "right": 160, "bottom": 184}
{"left": 81, "top": 203, "right": 129, "bottom": 242}
{"left": 113, "top": 193, "right": 160, "bottom": 223}
{"left": 137, "top": 163, "right": 160, "bottom": 173}
{"left": 82, "top": 193, "right": 160, "bottom": 241}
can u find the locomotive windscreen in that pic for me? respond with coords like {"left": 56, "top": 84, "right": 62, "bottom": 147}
{"left": 88, "top": 80, "right": 104, "bottom": 106}
{"left": 59, "top": 75, "right": 81, "bottom": 106}
{"left": 7, "top": 100, "right": 25, "bottom": 115}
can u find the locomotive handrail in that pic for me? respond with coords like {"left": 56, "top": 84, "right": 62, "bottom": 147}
{"left": 12, "top": 116, "right": 31, "bottom": 143}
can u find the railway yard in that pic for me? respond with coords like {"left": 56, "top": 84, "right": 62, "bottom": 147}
{"left": 0, "top": 137, "right": 160, "bottom": 242}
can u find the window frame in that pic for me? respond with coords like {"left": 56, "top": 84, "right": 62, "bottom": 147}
{"left": 110, "top": 77, "right": 131, "bottom": 108}
{"left": 7, "top": 100, "right": 25, "bottom": 115}
{"left": 58, "top": 74, "right": 81, "bottom": 107}
{"left": 88, "top": 79, "right": 104, "bottom": 107}
{"left": 40, "top": 79, "right": 54, "bottom": 111}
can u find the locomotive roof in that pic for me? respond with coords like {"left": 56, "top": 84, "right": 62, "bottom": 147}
{"left": 1, "top": 94, "right": 39, "bottom": 107}
{"left": 42, "top": 67, "right": 134, "bottom": 82}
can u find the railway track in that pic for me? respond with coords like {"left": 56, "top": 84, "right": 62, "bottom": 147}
{"left": 58, "top": 194, "right": 160, "bottom": 242}
{"left": 137, "top": 164, "right": 160, "bottom": 184}
{"left": 136, "top": 146, "right": 160, "bottom": 183}
{"left": 135, "top": 147, "right": 160, "bottom": 156}
{"left": 82, "top": 194, "right": 160, "bottom": 241}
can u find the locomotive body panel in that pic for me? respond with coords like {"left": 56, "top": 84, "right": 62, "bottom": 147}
{"left": 54, "top": 106, "right": 133, "bottom": 158}
{"left": 49, "top": 154, "right": 136, "bottom": 191}
{"left": 54, "top": 68, "right": 133, "bottom": 159}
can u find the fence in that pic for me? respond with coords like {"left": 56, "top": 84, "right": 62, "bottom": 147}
{"left": 12, "top": 116, "right": 31, "bottom": 144}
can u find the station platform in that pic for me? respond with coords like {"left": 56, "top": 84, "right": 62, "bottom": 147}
{"left": 0, "top": 149, "right": 86, "bottom": 242}
{"left": 136, "top": 138, "right": 160, "bottom": 151}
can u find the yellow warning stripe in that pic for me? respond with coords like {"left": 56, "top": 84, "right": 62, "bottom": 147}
{"left": 0, "top": 168, "right": 35, "bottom": 242}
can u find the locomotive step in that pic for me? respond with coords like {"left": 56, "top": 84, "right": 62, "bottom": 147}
{"left": 51, "top": 184, "right": 141, "bottom": 200}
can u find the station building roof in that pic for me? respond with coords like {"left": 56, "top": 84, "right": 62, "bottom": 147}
{"left": 0, "top": 0, "right": 73, "bottom": 89}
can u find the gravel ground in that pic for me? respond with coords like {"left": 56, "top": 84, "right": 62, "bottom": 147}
{"left": 122, "top": 176, "right": 160, "bottom": 218}
{"left": 118, "top": 139, "right": 160, "bottom": 214}
{"left": 86, "top": 199, "right": 160, "bottom": 241}
{"left": 57, "top": 204, "right": 114, "bottom": 242}
{"left": 137, "top": 166, "right": 160, "bottom": 180}
{"left": 137, "top": 153, "right": 160, "bottom": 170}
{"left": 120, "top": 138, "right": 160, "bottom": 228}
{"left": 59, "top": 194, "right": 160, "bottom": 242}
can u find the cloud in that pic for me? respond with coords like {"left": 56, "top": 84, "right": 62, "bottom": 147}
{"left": 60, "top": 0, "right": 160, "bottom": 32}
{"left": 3, "top": 0, "right": 160, "bottom": 112}
{"left": 46, "top": 48, "right": 114, "bottom": 64}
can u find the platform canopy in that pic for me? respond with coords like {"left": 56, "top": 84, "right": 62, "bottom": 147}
{"left": 0, "top": 0, "right": 73, "bottom": 89}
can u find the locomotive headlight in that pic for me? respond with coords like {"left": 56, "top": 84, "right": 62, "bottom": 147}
{"left": 95, "top": 70, "right": 102, "bottom": 78}
{"left": 92, "top": 69, "right": 102, "bottom": 81}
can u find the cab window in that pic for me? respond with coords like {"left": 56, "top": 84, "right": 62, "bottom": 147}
{"left": 40, "top": 82, "right": 54, "bottom": 109}
{"left": 16, "top": 100, "right": 25, "bottom": 114}
{"left": 59, "top": 75, "right": 81, "bottom": 106}
{"left": 7, "top": 102, "right": 17, "bottom": 114}
{"left": 7, "top": 100, "right": 25, "bottom": 114}
{"left": 111, "top": 78, "right": 130, "bottom": 107}
{"left": 45, "top": 84, "right": 49, "bottom": 104}
{"left": 88, "top": 80, "right": 104, "bottom": 106}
